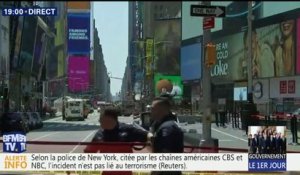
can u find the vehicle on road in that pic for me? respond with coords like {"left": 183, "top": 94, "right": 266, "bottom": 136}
{"left": 1, "top": 112, "right": 29, "bottom": 134}
{"left": 31, "top": 112, "right": 43, "bottom": 128}
{"left": 64, "top": 98, "right": 85, "bottom": 121}
{"left": 22, "top": 112, "right": 37, "bottom": 130}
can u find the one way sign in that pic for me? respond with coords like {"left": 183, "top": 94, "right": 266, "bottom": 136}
{"left": 191, "top": 5, "right": 226, "bottom": 18}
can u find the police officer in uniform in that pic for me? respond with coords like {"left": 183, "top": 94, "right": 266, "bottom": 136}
{"left": 84, "top": 107, "right": 152, "bottom": 175}
{"left": 150, "top": 96, "right": 184, "bottom": 175}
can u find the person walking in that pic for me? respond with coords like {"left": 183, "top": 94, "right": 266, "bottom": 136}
{"left": 84, "top": 107, "right": 152, "bottom": 175}
{"left": 150, "top": 96, "right": 184, "bottom": 175}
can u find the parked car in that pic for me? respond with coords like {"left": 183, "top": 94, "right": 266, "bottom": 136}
{"left": 22, "top": 112, "right": 37, "bottom": 130}
{"left": 31, "top": 112, "right": 43, "bottom": 128}
{"left": 1, "top": 112, "right": 29, "bottom": 134}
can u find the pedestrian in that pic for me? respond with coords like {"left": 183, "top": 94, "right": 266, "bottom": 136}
{"left": 84, "top": 107, "right": 152, "bottom": 175}
{"left": 149, "top": 96, "right": 184, "bottom": 175}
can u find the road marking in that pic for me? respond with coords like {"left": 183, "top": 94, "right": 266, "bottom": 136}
{"left": 219, "top": 139, "right": 233, "bottom": 142}
{"left": 69, "top": 130, "right": 97, "bottom": 153}
{"left": 30, "top": 132, "right": 61, "bottom": 141}
{"left": 212, "top": 127, "right": 247, "bottom": 142}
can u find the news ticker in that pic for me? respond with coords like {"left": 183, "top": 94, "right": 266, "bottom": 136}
{"left": 0, "top": 153, "right": 299, "bottom": 172}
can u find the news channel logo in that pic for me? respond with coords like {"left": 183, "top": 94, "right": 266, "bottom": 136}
{"left": 248, "top": 126, "right": 287, "bottom": 172}
{"left": 3, "top": 132, "right": 26, "bottom": 153}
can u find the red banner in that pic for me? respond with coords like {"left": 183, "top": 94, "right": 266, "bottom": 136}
{"left": 280, "top": 81, "right": 287, "bottom": 94}
{"left": 288, "top": 80, "right": 296, "bottom": 94}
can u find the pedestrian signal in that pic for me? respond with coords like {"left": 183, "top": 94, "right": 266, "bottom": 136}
{"left": 205, "top": 43, "right": 216, "bottom": 67}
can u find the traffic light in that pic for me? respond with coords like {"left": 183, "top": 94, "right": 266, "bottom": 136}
{"left": 205, "top": 43, "right": 216, "bottom": 67}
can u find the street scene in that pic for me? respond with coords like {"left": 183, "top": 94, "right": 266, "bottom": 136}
{"left": 1, "top": 1, "right": 300, "bottom": 174}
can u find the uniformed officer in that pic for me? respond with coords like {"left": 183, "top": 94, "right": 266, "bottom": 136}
{"left": 84, "top": 107, "right": 152, "bottom": 175}
{"left": 150, "top": 96, "right": 184, "bottom": 175}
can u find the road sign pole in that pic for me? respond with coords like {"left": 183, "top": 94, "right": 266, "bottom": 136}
{"left": 199, "top": 1, "right": 218, "bottom": 151}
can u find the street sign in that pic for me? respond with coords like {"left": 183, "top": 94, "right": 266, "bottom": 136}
{"left": 191, "top": 5, "right": 226, "bottom": 17}
{"left": 203, "top": 17, "right": 215, "bottom": 30}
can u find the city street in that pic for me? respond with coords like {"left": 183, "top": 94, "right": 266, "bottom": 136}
{"left": 1, "top": 112, "right": 299, "bottom": 153}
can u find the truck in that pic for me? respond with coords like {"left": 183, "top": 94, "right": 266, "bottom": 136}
{"left": 64, "top": 98, "right": 85, "bottom": 121}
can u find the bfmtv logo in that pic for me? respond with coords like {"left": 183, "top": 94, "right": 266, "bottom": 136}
{"left": 3, "top": 132, "right": 26, "bottom": 153}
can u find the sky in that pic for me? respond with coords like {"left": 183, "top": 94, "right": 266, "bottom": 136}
{"left": 94, "top": 2, "right": 128, "bottom": 96}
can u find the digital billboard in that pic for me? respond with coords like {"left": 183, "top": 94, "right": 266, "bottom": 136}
{"left": 68, "top": 56, "right": 90, "bottom": 92}
{"left": 18, "top": 16, "right": 38, "bottom": 75}
{"left": 251, "top": 19, "right": 295, "bottom": 78}
{"left": 181, "top": 42, "right": 202, "bottom": 82}
{"left": 31, "top": 24, "right": 46, "bottom": 77}
{"left": 154, "top": 74, "right": 183, "bottom": 100}
{"left": 297, "top": 18, "right": 300, "bottom": 75}
{"left": 67, "top": 2, "right": 90, "bottom": 10}
{"left": 67, "top": 13, "right": 90, "bottom": 54}
{"left": 234, "top": 87, "right": 248, "bottom": 101}
{"left": 154, "top": 19, "right": 181, "bottom": 75}
{"left": 210, "top": 17, "right": 296, "bottom": 81}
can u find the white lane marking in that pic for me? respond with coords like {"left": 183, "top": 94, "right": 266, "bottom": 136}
{"left": 69, "top": 130, "right": 97, "bottom": 153}
{"left": 212, "top": 127, "right": 247, "bottom": 142}
{"left": 30, "top": 132, "right": 61, "bottom": 141}
{"left": 219, "top": 140, "right": 233, "bottom": 142}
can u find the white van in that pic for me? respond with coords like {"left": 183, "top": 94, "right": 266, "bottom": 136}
{"left": 64, "top": 98, "right": 85, "bottom": 121}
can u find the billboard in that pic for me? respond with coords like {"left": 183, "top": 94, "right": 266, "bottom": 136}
{"left": 67, "top": 13, "right": 90, "bottom": 54}
{"left": 154, "top": 19, "right": 181, "bottom": 75}
{"left": 68, "top": 56, "right": 90, "bottom": 92}
{"left": 211, "top": 32, "right": 245, "bottom": 81}
{"left": 145, "top": 38, "right": 154, "bottom": 76}
{"left": 181, "top": 41, "right": 202, "bottom": 82}
{"left": 154, "top": 74, "right": 183, "bottom": 100}
{"left": 56, "top": 19, "right": 65, "bottom": 77}
{"left": 297, "top": 18, "right": 300, "bottom": 75}
{"left": 234, "top": 87, "right": 248, "bottom": 101}
{"left": 31, "top": 24, "right": 46, "bottom": 77}
{"left": 251, "top": 19, "right": 296, "bottom": 78}
{"left": 67, "top": 2, "right": 90, "bottom": 10}
{"left": 211, "top": 17, "right": 295, "bottom": 81}
{"left": 18, "top": 16, "right": 38, "bottom": 75}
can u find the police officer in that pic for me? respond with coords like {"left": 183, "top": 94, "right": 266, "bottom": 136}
{"left": 150, "top": 96, "right": 184, "bottom": 175}
{"left": 84, "top": 107, "right": 152, "bottom": 175}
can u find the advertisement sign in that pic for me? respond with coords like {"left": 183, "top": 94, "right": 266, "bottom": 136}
{"left": 181, "top": 42, "right": 202, "bottom": 82}
{"left": 297, "top": 18, "right": 300, "bottom": 75}
{"left": 68, "top": 56, "right": 90, "bottom": 92}
{"left": 211, "top": 18, "right": 295, "bottom": 81}
{"left": 154, "top": 74, "right": 183, "bottom": 99}
{"left": 288, "top": 80, "right": 295, "bottom": 94}
{"left": 280, "top": 81, "right": 287, "bottom": 94}
{"left": 31, "top": 24, "right": 46, "bottom": 77}
{"left": 154, "top": 19, "right": 181, "bottom": 75}
{"left": 18, "top": 16, "right": 38, "bottom": 75}
{"left": 67, "top": 2, "right": 90, "bottom": 10}
{"left": 234, "top": 87, "right": 247, "bottom": 101}
{"left": 145, "top": 38, "right": 153, "bottom": 76}
{"left": 252, "top": 19, "right": 295, "bottom": 78}
{"left": 67, "top": 13, "right": 90, "bottom": 54}
{"left": 211, "top": 32, "right": 245, "bottom": 81}
{"left": 56, "top": 19, "right": 65, "bottom": 77}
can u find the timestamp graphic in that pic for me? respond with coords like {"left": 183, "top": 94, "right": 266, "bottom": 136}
{"left": 2, "top": 7, "right": 57, "bottom": 16}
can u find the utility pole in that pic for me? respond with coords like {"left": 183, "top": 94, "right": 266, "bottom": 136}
{"left": 247, "top": 1, "right": 253, "bottom": 99}
{"left": 200, "top": 1, "right": 218, "bottom": 151}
